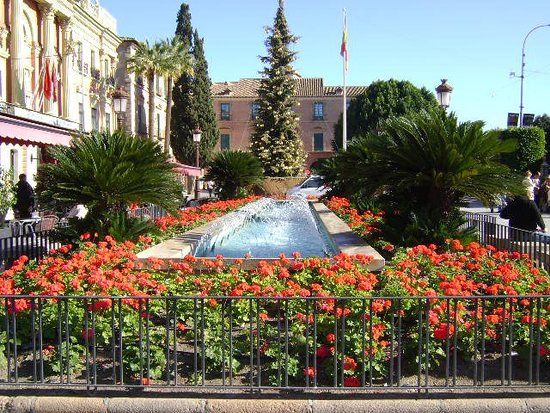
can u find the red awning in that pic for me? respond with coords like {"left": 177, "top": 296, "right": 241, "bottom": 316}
{"left": 0, "top": 114, "right": 72, "bottom": 147}
{"left": 172, "top": 162, "right": 202, "bottom": 177}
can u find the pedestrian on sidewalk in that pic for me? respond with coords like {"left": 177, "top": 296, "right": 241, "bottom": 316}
{"left": 538, "top": 177, "right": 550, "bottom": 212}
{"left": 532, "top": 171, "right": 542, "bottom": 206}
{"left": 500, "top": 196, "right": 545, "bottom": 240}
{"left": 523, "top": 171, "right": 537, "bottom": 201}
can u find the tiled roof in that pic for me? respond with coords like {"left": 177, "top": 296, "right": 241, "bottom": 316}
{"left": 212, "top": 78, "right": 367, "bottom": 98}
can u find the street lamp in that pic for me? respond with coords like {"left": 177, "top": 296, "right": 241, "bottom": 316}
{"left": 519, "top": 24, "right": 550, "bottom": 126}
{"left": 435, "top": 79, "right": 453, "bottom": 109}
{"left": 192, "top": 127, "right": 202, "bottom": 200}
{"left": 112, "top": 86, "right": 129, "bottom": 130}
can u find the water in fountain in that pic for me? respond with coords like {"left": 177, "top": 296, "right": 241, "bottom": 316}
{"left": 194, "top": 198, "right": 337, "bottom": 259}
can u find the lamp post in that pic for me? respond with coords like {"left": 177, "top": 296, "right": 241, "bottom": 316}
{"left": 192, "top": 127, "right": 202, "bottom": 200}
{"left": 112, "top": 86, "right": 129, "bottom": 130}
{"left": 519, "top": 24, "right": 550, "bottom": 126}
{"left": 435, "top": 79, "right": 453, "bottom": 110}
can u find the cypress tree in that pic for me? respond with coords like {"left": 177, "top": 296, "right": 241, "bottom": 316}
{"left": 250, "top": 0, "right": 306, "bottom": 177}
{"left": 170, "top": 4, "right": 219, "bottom": 165}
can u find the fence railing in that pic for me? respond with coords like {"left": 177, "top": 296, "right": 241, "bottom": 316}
{"left": 0, "top": 295, "right": 548, "bottom": 391}
{"left": 129, "top": 204, "right": 168, "bottom": 220}
{"left": 0, "top": 231, "right": 59, "bottom": 271}
{"left": 464, "top": 212, "right": 550, "bottom": 270}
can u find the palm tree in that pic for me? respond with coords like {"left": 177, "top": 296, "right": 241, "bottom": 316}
{"left": 127, "top": 41, "right": 164, "bottom": 140}
{"left": 37, "top": 130, "right": 183, "bottom": 229}
{"left": 321, "top": 110, "right": 524, "bottom": 244}
{"left": 204, "top": 151, "right": 264, "bottom": 199}
{"left": 159, "top": 37, "right": 193, "bottom": 154}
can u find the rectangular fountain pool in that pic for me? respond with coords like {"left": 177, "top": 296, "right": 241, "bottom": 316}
{"left": 194, "top": 198, "right": 338, "bottom": 259}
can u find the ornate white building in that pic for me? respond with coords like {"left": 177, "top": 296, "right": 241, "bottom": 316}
{"left": 0, "top": 0, "right": 168, "bottom": 186}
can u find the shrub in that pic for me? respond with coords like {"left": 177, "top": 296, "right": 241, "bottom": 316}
{"left": 37, "top": 130, "right": 183, "bottom": 240}
{"left": 321, "top": 110, "right": 523, "bottom": 246}
{"left": 204, "top": 151, "right": 264, "bottom": 199}
{"left": 500, "top": 127, "right": 546, "bottom": 173}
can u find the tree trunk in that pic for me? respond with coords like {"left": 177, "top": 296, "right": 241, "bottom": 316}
{"left": 148, "top": 72, "right": 156, "bottom": 140}
{"left": 164, "top": 77, "right": 173, "bottom": 155}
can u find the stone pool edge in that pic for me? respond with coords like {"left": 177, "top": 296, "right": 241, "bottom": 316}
{"left": 136, "top": 201, "right": 385, "bottom": 271}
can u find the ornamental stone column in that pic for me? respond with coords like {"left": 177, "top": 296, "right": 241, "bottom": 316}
{"left": 60, "top": 18, "right": 74, "bottom": 120}
{"left": 39, "top": 2, "right": 56, "bottom": 114}
{"left": 9, "top": 0, "right": 25, "bottom": 106}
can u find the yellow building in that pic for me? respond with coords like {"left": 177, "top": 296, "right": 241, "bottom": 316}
{"left": 0, "top": 0, "right": 168, "bottom": 186}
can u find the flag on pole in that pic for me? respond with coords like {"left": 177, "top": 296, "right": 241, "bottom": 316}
{"left": 340, "top": 13, "right": 348, "bottom": 71}
{"left": 43, "top": 60, "right": 53, "bottom": 101}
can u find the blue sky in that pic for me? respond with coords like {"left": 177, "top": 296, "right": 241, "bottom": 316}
{"left": 101, "top": 0, "right": 550, "bottom": 129}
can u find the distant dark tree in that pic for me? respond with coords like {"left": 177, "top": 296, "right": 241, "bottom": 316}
{"left": 250, "top": 0, "right": 306, "bottom": 176}
{"left": 534, "top": 114, "right": 550, "bottom": 159}
{"left": 500, "top": 127, "right": 546, "bottom": 173}
{"left": 170, "top": 4, "right": 219, "bottom": 165}
{"left": 333, "top": 79, "right": 439, "bottom": 150}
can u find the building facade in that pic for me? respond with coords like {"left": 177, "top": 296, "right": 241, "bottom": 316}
{"left": 211, "top": 78, "right": 367, "bottom": 167}
{"left": 0, "top": 0, "right": 168, "bottom": 187}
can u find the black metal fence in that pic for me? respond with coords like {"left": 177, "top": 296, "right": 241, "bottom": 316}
{"left": 129, "top": 204, "right": 168, "bottom": 220}
{"left": 0, "top": 295, "right": 548, "bottom": 391}
{"left": 464, "top": 212, "right": 550, "bottom": 270}
{"left": 0, "top": 231, "right": 59, "bottom": 271}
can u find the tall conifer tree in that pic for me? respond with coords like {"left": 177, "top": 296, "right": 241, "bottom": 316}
{"left": 170, "top": 4, "right": 219, "bottom": 165}
{"left": 250, "top": 0, "right": 306, "bottom": 176}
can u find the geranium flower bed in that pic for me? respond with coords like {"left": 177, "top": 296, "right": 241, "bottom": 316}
{"left": 0, "top": 197, "right": 548, "bottom": 388}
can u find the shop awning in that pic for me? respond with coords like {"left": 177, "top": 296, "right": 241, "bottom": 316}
{"left": 0, "top": 114, "right": 73, "bottom": 147}
{"left": 172, "top": 162, "right": 202, "bottom": 177}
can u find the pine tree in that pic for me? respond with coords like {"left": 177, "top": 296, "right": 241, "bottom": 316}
{"left": 250, "top": 0, "right": 306, "bottom": 177}
{"left": 170, "top": 4, "right": 219, "bottom": 165}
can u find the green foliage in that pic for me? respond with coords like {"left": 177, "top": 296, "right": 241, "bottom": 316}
{"left": 107, "top": 212, "right": 159, "bottom": 243}
{"left": 170, "top": 4, "right": 219, "bottom": 165}
{"left": 322, "top": 110, "right": 524, "bottom": 246}
{"left": 37, "top": 130, "right": 182, "bottom": 236}
{"left": 500, "top": 127, "right": 546, "bottom": 173}
{"left": 333, "top": 79, "right": 439, "bottom": 150}
{"left": 250, "top": 0, "right": 306, "bottom": 177}
{"left": 0, "top": 168, "right": 14, "bottom": 214}
{"left": 533, "top": 114, "right": 550, "bottom": 159}
{"left": 204, "top": 151, "right": 264, "bottom": 199}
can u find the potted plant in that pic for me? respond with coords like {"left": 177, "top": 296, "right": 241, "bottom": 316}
{"left": 0, "top": 168, "right": 15, "bottom": 227}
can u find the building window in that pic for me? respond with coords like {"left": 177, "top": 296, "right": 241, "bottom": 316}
{"left": 9, "top": 149, "right": 18, "bottom": 181}
{"left": 220, "top": 134, "right": 231, "bottom": 151}
{"left": 105, "top": 113, "right": 111, "bottom": 132}
{"left": 220, "top": 103, "right": 231, "bottom": 120}
{"left": 91, "top": 107, "right": 99, "bottom": 131}
{"left": 104, "top": 60, "right": 110, "bottom": 77}
{"left": 77, "top": 43, "right": 83, "bottom": 73}
{"left": 313, "top": 102, "right": 324, "bottom": 120}
{"left": 250, "top": 102, "right": 260, "bottom": 120}
{"left": 91, "top": 50, "right": 96, "bottom": 71}
{"left": 78, "top": 102, "right": 85, "bottom": 130}
{"left": 157, "top": 113, "right": 161, "bottom": 138}
{"left": 313, "top": 133, "right": 324, "bottom": 152}
{"left": 138, "top": 104, "right": 147, "bottom": 135}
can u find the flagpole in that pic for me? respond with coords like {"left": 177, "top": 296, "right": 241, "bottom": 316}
{"left": 342, "top": 9, "right": 348, "bottom": 151}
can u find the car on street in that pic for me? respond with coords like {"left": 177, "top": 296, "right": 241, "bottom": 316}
{"left": 286, "top": 175, "right": 329, "bottom": 198}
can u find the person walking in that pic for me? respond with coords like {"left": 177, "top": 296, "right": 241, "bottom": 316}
{"left": 538, "top": 177, "right": 550, "bottom": 212}
{"left": 523, "top": 171, "right": 536, "bottom": 200}
{"left": 532, "top": 171, "right": 542, "bottom": 206}
{"left": 500, "top": 196, "right": 545, "bottom": 240}
{"left": 14, "top": 174, "right": 34, "bottom": 219}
